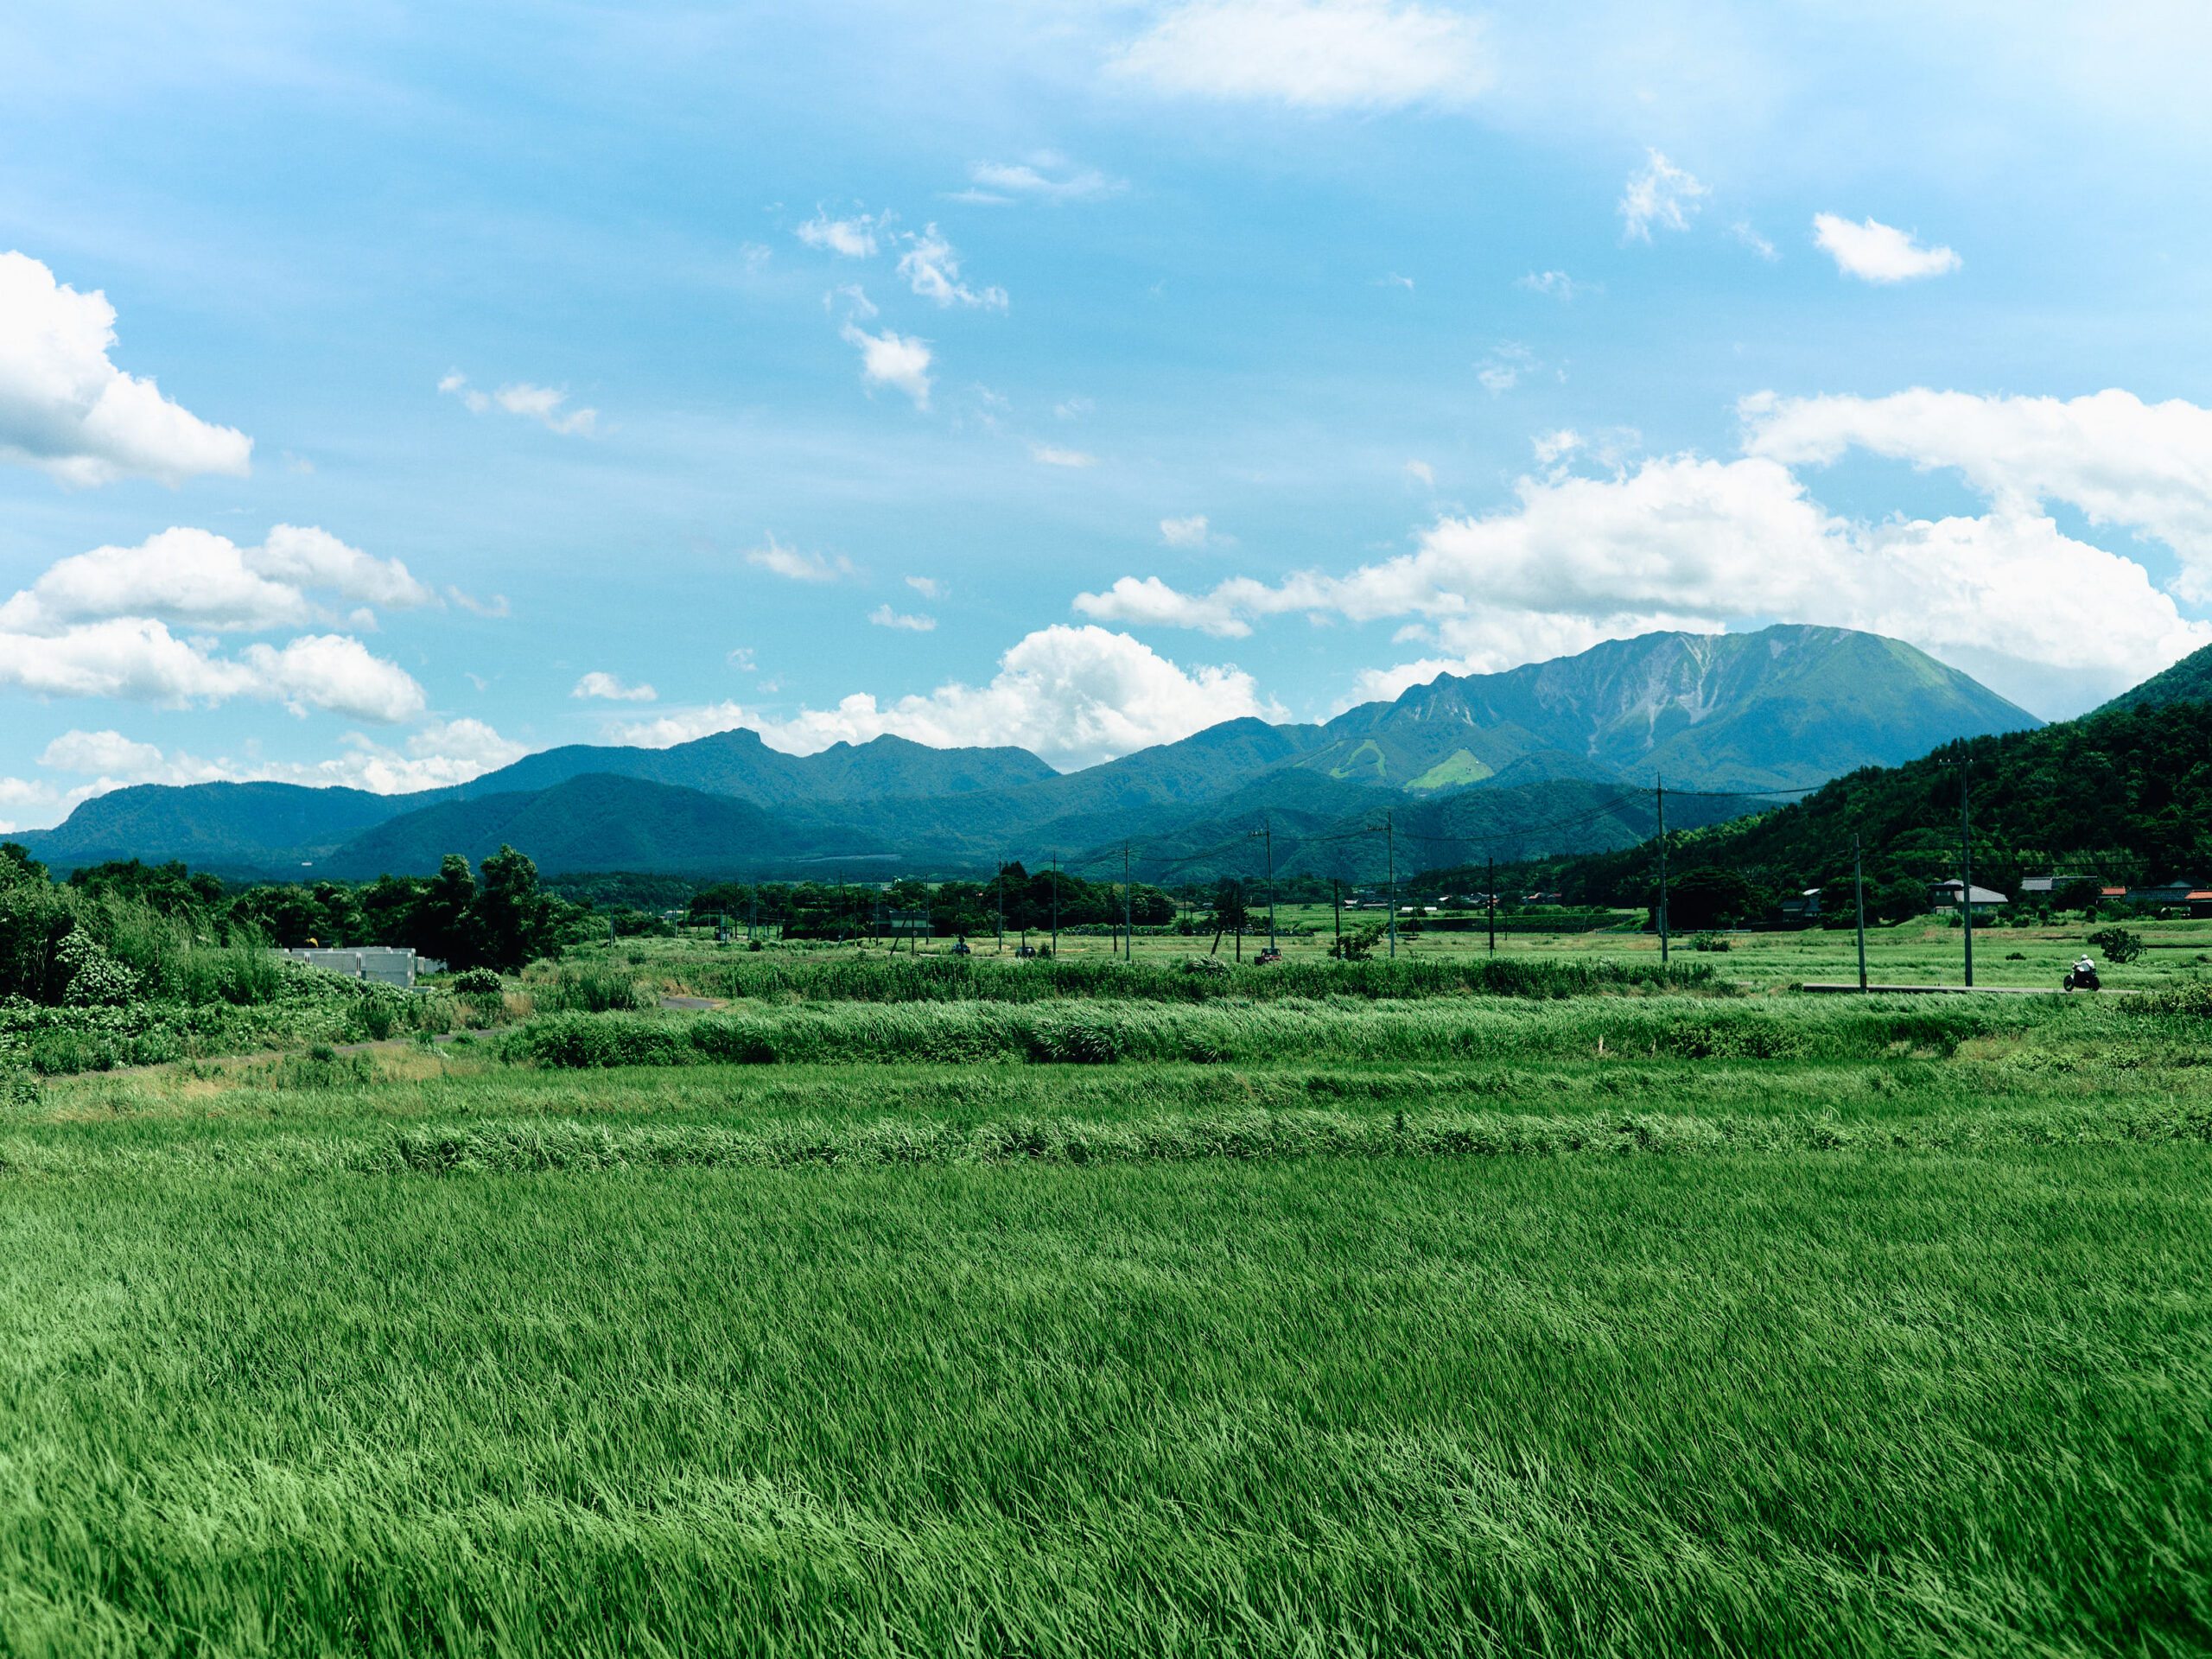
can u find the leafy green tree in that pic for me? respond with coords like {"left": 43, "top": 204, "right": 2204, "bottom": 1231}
{"left": 1207, "top": 879, "right": 1249, "bottom": 957}
{"left": 416, "top": 855, "right": 480, "bottom": 966}
{"left": 1663, "top": 868, "right": 1761, "bottom": 931}
{"left": 469, "top": 844, "right": 563, "bottom": 970}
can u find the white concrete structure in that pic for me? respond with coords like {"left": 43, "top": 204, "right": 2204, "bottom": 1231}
{"left": 277, "top": 947, "right": 428, "bottom": 988}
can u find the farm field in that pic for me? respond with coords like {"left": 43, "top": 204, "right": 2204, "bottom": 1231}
{"left": 3, "top": 978, "right": 2210, "bottom": 1654}
{"left": 639, "top": 908, "right": 2212, "bottom": 995}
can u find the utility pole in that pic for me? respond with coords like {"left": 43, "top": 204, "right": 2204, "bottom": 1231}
{"left": 1251, "top": 819, "right": 1277, "bottom": 950}
{"left": 1050, "top": 855, "right": 1058, "bottom": 960}
{"left": 1332, "top": 878, "right": 1342, "bottom": 951}
{"left": 1656, "top": 775, "right": 1670, "bottom": 967}
{"left": 1853, "top": 831, "right": 1869, "bottom": 992}
{"left": 995, "top": 859, "right": 1005, "bottom": 955}
{"left": 1387, "top": 810, "right": 1398, "bottom": 959}
{"left": 1487, "top": 855, "right": 1496, "bottom": 957}
{"left": 1122, "top": 842, "right": 1134, "bottom": 962}
{"left": 1960, "top": 750, "right": 1974, "bottom": 988}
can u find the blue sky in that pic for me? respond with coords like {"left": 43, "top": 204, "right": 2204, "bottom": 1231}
{"left": 4, "top": 0, "right": 2212, "bottom": 828}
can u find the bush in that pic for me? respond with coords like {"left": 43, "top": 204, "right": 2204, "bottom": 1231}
{"left": 56, "top": 931, "right": 137, "bottom": 1006}
{"left": 453, "top": 967, "right": 504, "bottom": 998}
{"left": 1686, "top": 931, "right": 1731, "bottom": 953}
{"left": 2086, "top": 926, "right": 2145, "bottom": 964}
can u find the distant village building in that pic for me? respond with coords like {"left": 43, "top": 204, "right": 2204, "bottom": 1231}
{"left": 1929, "top": 880, "right": 2008, "bottom": 913}
{"left": 1777, "top": 887, "right": 1823, "bottom": 921}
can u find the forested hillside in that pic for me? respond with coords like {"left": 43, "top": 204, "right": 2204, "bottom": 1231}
{"left": 1441, "top": 701, "right": 2212, "bottom": 914}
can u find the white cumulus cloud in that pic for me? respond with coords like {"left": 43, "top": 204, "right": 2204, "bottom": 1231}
{"left": 1811, "top": 214, "right": 1960, "bottom": 283}
{"left": 0, "top": 524, "right": 430, "bottom": 635}
{"left": 1075, "top": 415, "right": 2212, "bottom": 715}
{"left": 840, "top": 323, "right": 933, "bottom": 409}
{"left": 796, "top": 212, "right": 885, "bottom": 257}
{"left": 1113, "top": 0, "right": 1493, "bottom": 110}
{"left": 1619, "top": 149, "right": 1709, "bottom": 241}
{"left": 572, "top": 671, "right": 657, "bottom": 702}
{"left": 0, "top": 251, "right": 252, "bottom": 486}
{"left": 1741, "top": 386, "right": 2212, "bottom": 597}
{"left": 609, "top": 626, "right": 1281, "bottom": 772}
{"left": 0, "top": 525, "right": 434, "bottom": 722}
{"left": 16, "top": 717, "right": 530, "bottom": 823}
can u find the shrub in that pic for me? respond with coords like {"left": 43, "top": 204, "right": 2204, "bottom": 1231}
{"left": 453, "top": 967, "right": 504, "bottom": 998}
{"left": 56, "top": 931, "right": 137, "bottom": 1006}
{"left": 1686, "top": 931, "right": 1731, "bottom": 953}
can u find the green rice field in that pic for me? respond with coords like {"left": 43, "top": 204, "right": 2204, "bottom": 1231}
{"left": 3, "top": 964, "right": 2209, "bottom": 1653}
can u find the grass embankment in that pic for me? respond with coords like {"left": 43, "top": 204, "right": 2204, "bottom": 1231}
{"left": 3, "top": 987, "right": 2209, "bottom": 1652}
{"left": 694, "top": 950, "right": 1723, "bottom": 1003}
{"left": 499, "top": 987, "right": 2115, "bottom": 1071}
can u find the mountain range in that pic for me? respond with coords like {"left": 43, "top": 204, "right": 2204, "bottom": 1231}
{"left": 16, "top": 625, "right": 2041, "bottom": 883}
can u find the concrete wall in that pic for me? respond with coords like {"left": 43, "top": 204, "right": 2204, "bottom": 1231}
{"left": 277, "top": 947, "right": 421, "bottom": 988}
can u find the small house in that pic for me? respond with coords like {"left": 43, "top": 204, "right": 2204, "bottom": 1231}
{"left": 1928, "top": 880, "right": 2008, "bottom": 913}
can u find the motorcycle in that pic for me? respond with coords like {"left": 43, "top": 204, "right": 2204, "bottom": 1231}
{"left": 2063, "top": 957, "right": 2101, "bottom": 993}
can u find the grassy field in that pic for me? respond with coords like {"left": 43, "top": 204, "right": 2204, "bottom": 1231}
{"left": 647, "top": 909, "right": 2212, "bottom": 994}
{"left": 3, "top": 979, "right": 2209, "bottom": 1654}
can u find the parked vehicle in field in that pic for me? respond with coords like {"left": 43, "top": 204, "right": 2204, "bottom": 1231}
{"left": 2063, "top": 956, "right": 2101, "bottom": 992}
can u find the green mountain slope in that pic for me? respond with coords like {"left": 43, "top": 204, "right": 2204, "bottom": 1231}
{"left": 467, "top": 728, "right": 1056, "bottom": 806}
{"left": 1292, "top": 626, "right": 2037, "bottom": 794}
{"left": 16, "top": 782, "right": 411, "bottom": 877}
{"left": 319, "top": 774, "right": 893, "bottom": 879}
{"left": 2090, "top": 641, "right": 2212, "bottom": 717}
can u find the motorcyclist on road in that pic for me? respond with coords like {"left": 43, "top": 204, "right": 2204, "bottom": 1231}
{"left": 2064, "top": 955, "right": 2101, "bottom": 992}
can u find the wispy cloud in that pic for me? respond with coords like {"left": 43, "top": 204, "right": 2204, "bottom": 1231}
{"left": 868, "top": 603, "right": 936, "bottom": 632}
{"left": 961, "top": 155, "right": 1122, "bottom": 204}
{"left": 1618, "top": 149, "right": 1708, "bottom": 241}
{"left": 1031, "top": 444, "right": 1098, "bottom": 467}
{"left": 447, "top": 586, "right": 511, "bottom": 618}
{"left": 1112, "top": 0, "right": 1493, "bottom": 111}
{"left": 1477, "top": 343, "right": 1535, "bottom": 395}
{"left": 747, "top": 535, "right": 853, "bottom": 582}
{"left": 1516, "top": 270, "right": 1599, "bottom": 300}
{"left": 1731, "top": 221, "right": 1778, "bottom": 261}
{"left": 439, "top": 372, "right": 597, "bottom": 436}
{"left": 906, "top": 575, "right": 944, "bottom": 600}
{"left": 897, "top": 226, "right": 1007, "bottom": 309}
{"left": 571, "top": 671, "right": 656, "bottom": 702}
{"left": 1160, "top": 514, "right": 1211, "bottom": 547}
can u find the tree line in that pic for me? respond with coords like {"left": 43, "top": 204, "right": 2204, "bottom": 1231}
{"left": 1420, "top": 701, "right": 2212, "bottom": 927}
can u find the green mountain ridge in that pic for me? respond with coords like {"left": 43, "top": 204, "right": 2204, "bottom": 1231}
{"left": 14, "top": 624, "right": 2044, "bottom": 880}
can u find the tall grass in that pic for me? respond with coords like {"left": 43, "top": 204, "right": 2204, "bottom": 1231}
{"left": 505, "top": 992, "right": 2106, "bottom": 1070}
{"left": 533, "top": 959, "right": 655, "bottom": 1014}
{"left": 0, "top": 1153, "right": 2202, "bottom": 1653}
{"left": 699, "top": 950, "right": 1725, "bottom": 1005}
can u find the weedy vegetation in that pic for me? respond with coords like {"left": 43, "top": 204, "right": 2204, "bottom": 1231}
{"left": 0, "top": 946, "right": 2207, "bottom": 1655}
